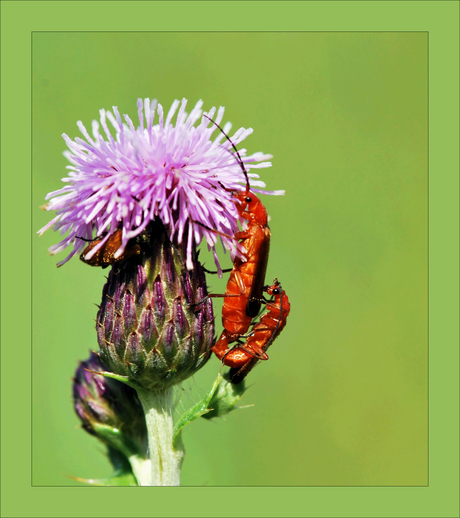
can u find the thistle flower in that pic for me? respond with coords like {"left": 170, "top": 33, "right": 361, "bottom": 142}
{"left": 38, "top": 98, "right": 278, "bottom": 272}
{"left": 41, "top": 98, "right": 282, "bottom": 486}
{"left": 72, "top": 351, "right": 147, "bottom": 460}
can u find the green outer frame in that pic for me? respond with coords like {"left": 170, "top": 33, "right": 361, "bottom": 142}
{"left": 1, "top": 1, "right": 458, "bottom": 517}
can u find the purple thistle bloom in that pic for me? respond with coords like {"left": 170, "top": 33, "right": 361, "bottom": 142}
{"left": 38, "top": 98, "right": 281, "bottom": 271}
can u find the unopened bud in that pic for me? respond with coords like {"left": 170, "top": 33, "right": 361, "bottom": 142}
{"left": 72, "top": 351, "right": 147, "bottom": 458}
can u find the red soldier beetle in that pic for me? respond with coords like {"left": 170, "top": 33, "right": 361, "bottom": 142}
{"left": 202, "top": 115, "right": 272, "bottom": 348}
{"left": 212, "top": 279, "right": 290, "bottom": 384}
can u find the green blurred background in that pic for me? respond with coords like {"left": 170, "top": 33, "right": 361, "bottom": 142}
{"left": 32, "top": 32, "right": 427, "bottom": 486}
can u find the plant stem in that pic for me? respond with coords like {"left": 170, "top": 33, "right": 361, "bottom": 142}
{"left": 136, "top": 387, "right": 184, "bottom": 486}
{"left": 128, "top": 455, "right": 151, "bottom": 486}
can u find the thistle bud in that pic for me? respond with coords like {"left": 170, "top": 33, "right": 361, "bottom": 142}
{"left": 72, "top": 351, "right": 147, "bottom": 458}
{"left": 97, "top": 221, "right": 214, "bottom": 391}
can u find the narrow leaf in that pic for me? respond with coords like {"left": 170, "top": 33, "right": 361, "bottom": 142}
{"left": 173, "top": 373, "right": 222, "bottom": 447}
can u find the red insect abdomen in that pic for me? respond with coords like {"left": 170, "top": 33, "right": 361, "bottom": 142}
{"left": 221, "top": 264, "right": 255, "bottom": 337}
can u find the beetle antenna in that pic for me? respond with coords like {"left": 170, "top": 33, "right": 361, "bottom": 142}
{"left": 204, "top": 114, "right": 250, "bottom": 192}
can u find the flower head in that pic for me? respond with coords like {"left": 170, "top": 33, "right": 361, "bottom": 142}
{"left": 39, "top": 98, "right": 279, "bottom": 271}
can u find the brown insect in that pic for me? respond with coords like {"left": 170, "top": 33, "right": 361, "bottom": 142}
{"left": 78, "top": 228, "right": 141, "bottom": 268}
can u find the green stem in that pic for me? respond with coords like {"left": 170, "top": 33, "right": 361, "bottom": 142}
{"left": 136, "top": 387, "right": 184, "bottom": 486}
